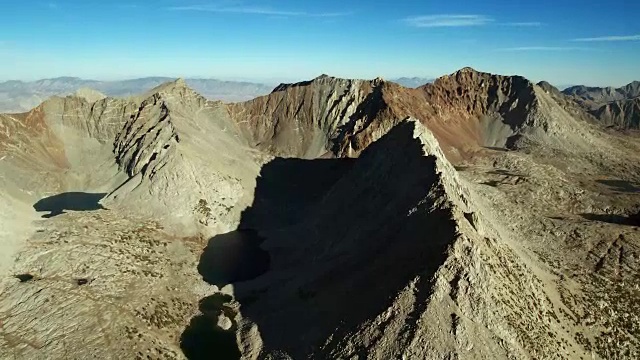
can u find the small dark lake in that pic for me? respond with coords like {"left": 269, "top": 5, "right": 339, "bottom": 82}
{"left": 197, "top": 229, "right": 270, "bottom": 288}
{"left": 181, "top": 294, "right": 240, "bottom": 360}
{"left": 181, "top": 230, "right": 270, "bottom": 360}
{"left": 33, "top": 192, "right": 107, "bottom": 218}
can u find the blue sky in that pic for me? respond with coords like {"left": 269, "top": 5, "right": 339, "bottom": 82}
{"left": 0, "top": 0, "right": 638, "bottom": 86}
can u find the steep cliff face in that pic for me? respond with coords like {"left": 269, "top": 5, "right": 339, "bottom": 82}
{"left": 227, "top": 75, "right": 379, "bottom": 158}
{"left": 621, "top": 81, "right": 640, "bottom": 99}
{"left": 420, "top": 67, "right": 537, "bottom": 125}
{"left": 228, "top": 69, "right": 516, "bottom": 160}
{"left": 537, "top": 81, "right": 564, "bottom": 98}
{"left": 114, "top": 94, "right": 179, "bottom": 178}
{"left": 339, "top": 68, "right": 607, "bottom": 156}
{"left": 327, "top": 68, "right": 543, "bottom": 158}
{"left": 407, "top": 68, "right": 538, "bottom": 151}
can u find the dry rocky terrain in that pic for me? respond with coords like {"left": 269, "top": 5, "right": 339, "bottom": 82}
{"left": 1, "top": 68, "right": 639, "bottom": 359}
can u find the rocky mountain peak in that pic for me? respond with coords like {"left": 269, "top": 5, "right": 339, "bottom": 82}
{"left": 537, "top": 81, "right": 556, "bottom": 90}
{"left": 421, "top": 69, "right": 536, "bottom": 124}
{"left": 537, "top": 81, "right": 564, "bottom": 98}
{"left": 73, "top": 88, "right": 107, "bottom": 103}
{"left": 621, "top": 80, "right": 640, "bottom": 98}
{"left": 440, "top": 66, "right": 486, "bottom": 81}
{"left": 271, "top": 74, "right": 369, "bottom": 94}
{"left": 458, "top": 66, "right": 479, "bottom": 73}
{"left": 141, "top": 77, "right": 199, "bottom": 100}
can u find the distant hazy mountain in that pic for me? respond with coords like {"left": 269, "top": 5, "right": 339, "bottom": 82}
{"left": 556, "top": 81, "right": 640, "bottom": 128}
{"left": 556, "top": 85, "right": 577, "bottom": 91}
{"left": 591, "top": 97, "right": 640, "bottom": 129}
{"left": 0, "top": 77, "right": 275, "bottom": 113}
{"left": 390, "top": 77, "right": 434, "bottom": 88}
{"left": 562, "top": 81, "right": 640, "bottom": 110}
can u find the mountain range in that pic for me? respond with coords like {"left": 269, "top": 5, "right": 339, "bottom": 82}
{"left": 388, "top": 77, "right": 434, "bottom": 88}
{"left": 0, "top": 76, "right": 437, "bottom": 114}
{"left": 0, "top": 77, "right": 276, "bottom": 113}
{"left": 535, "top": 80, "right": 640, "bottom": 128}
{"left": 562, "top": 81, "right": 640, "bottom": 108}
{"left": 1, "top": 68, "right": 640, "bottom": 359}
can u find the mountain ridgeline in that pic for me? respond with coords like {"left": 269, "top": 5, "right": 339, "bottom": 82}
{"left": 0, "top": 77, "right": 276, "bottom": 113}
{"left": 536, "top": 80, "right": 640, "bottom": 128}
{"left": 0, "top": 67, "right": 621, "bottom": 240}
{"left": 230, "top": 67, "right": 612, "bottom": 162}
{"left": 1, "top": 68, "right": 640, "bottom": 359}
{"left": 562, "top": 81, "right": 640, "bottom": 108}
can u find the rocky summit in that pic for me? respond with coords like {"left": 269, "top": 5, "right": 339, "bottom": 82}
{"left": 1, "top": 68, "right": 640, "bottom": 360}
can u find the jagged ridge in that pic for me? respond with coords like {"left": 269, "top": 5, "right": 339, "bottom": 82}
{"left": 229, "top": 67, "right": 588, "bottom": 161}
{"left": 114, "top": 93, "right": 179, "bottom": 178}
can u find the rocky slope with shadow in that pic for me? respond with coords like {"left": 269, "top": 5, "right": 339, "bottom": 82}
{"left": 206, "top": 119, "right": 586, "bottom": 359}
{"left": 1, "top": 68, "right": 640, "bottom": 359}
{"left": 590, "top": 97, "right": 640, "bottom": 129}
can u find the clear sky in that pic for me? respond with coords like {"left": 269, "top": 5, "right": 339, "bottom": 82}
{"left": 0, "top": 0, "right": 638, "bottom": 86}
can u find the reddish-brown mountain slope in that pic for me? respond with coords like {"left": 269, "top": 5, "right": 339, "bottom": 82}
{"left": 229, "top": 68, "right": 559, "bottom": 162}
